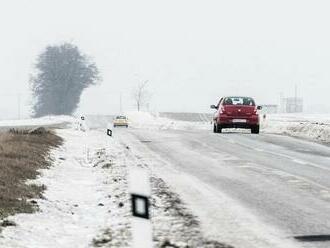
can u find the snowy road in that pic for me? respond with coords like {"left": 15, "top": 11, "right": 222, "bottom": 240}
{"left": 116, "top": 128, "right": 330, "bottom": 248}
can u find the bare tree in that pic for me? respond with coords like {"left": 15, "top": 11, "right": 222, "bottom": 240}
{"left": 132, "top": 80, "right": 150, "bottom": 111}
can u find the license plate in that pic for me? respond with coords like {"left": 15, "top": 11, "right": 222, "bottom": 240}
{"left": 232, "top": 119, "right": 246, "bottom": 123}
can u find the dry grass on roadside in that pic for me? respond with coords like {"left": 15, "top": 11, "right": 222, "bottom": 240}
{"left": 0, "top": 128, "right": 62, "bottom": 220}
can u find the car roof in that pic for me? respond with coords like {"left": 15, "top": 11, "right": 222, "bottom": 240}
{"left": 224, "top": 96, "right": 254, "bottom": 98}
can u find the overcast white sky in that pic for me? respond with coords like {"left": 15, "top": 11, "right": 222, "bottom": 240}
{"left": 1, "top": 0, "right": 330, "bottom": 119}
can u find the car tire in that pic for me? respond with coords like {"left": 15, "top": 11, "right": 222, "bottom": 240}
{"left": 251, "top": 125, "right": 260, "bottom": 134}
{"left": 213, "top": 124, "right": 217, "bottom": 133}
{"left": 216, "top": 124, "right": 222, "bottom": 133}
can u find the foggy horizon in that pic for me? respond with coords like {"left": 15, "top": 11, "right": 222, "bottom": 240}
{"left": 1, "top": 0, "right": 330, "bottom": 119}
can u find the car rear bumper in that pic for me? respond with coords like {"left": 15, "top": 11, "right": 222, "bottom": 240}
{"left": 217, "top": 115, "right": 259, "bottom": 128}
{"left": 113, "top": 123, "right": 128, "bottom": 126}
{"left": 219, "top": 123, "right": 258, "bottom": 129}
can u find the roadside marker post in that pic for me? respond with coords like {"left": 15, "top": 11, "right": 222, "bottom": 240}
{"left": 128, "top": 167, "right": 152, "bottom": 248}
{"left": 79, "top": 116, "right": 88, "bottom": 132}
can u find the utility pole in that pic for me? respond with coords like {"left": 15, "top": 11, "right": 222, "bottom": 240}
{"left": 17, "top": 93, "right": 21, "bottom": 120}
{"left": 120, "top": 92, "right": 123, "bottom": 114}
{"left": 294, "top": 84, "right": 298, "bottom": 112}
{"left": 279, "top": 92, "right": 284, "bottom": 113}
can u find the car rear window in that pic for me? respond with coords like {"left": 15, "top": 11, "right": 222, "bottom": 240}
{"left": 116, "top": 116, "right": 127, "bottom": 119}
{"left": 223, "top": 97, "right": 255, "bottom": 106}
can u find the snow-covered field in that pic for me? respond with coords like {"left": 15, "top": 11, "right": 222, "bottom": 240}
{"left": 0, "top": 115, "right": 75, "bottom": 128}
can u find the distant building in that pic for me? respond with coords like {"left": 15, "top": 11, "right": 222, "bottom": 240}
{"left": 260, "top": 104, "right": 278, "bottom": 114}
{"left": 282, "top": 97, "right": 303, "bottom": 113}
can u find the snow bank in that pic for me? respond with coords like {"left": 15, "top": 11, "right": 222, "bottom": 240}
{"left": 0, "top": 129, "right": 128, "bottom": 248}
{"left": 263, "top": 113, "right": 330, "bottom": 123}
{"left": 126, "top": 111, "right": 210, "bottom": 131}
{"left": 262, "top": 114, "right": 330, "bottom": 144}
{"left": 0, "top": 115, "right": 75, "bottom": 128}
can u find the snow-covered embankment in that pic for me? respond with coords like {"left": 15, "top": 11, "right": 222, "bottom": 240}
{"left": 262, "top": 114, "right": 330, "bottom": 144}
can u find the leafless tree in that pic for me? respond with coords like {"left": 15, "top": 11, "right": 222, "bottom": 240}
{"left": 132, "top": 80, "right": 150, "bottom": 111}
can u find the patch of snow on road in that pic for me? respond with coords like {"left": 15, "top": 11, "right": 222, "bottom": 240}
{"left": 126, "top": 111, "right": 210, "bottom": 131}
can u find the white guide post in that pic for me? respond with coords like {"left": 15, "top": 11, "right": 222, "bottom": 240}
{"left": 128, "top": 167, "right": 153, "bottom": 248}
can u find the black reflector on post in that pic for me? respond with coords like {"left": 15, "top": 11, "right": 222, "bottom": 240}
{"left": 131, "top": 194, "right": 150, "bottom": 219}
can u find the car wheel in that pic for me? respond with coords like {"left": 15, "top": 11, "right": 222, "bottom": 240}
{"left": 251, "top": 125, "right": 260, "bottom": 134}
{"left": 213, "top": 124, "right": 217, "bottom": 133}
{"left": 216, "top": 124, "right": 222, "bottom": 133}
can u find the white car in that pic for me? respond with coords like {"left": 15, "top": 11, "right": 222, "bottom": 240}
{"left": 113, "top": 116, "right": 128, "bottom": 128}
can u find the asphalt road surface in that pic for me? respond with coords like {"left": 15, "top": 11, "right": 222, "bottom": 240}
{"left": 117, "top": 127, "right": 330, "bottom": 248}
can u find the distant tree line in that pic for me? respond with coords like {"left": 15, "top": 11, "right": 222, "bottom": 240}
{"left": 31, "top": 43, "right": 100, "bottom": 117}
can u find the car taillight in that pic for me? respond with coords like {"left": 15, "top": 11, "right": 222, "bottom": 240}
{"left": 253, "top": 107, "right": 258, "bottom": 114}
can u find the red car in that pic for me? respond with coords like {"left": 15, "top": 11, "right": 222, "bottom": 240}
{"left": 211, "top": 96, "right": 262, "bottom": 134}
